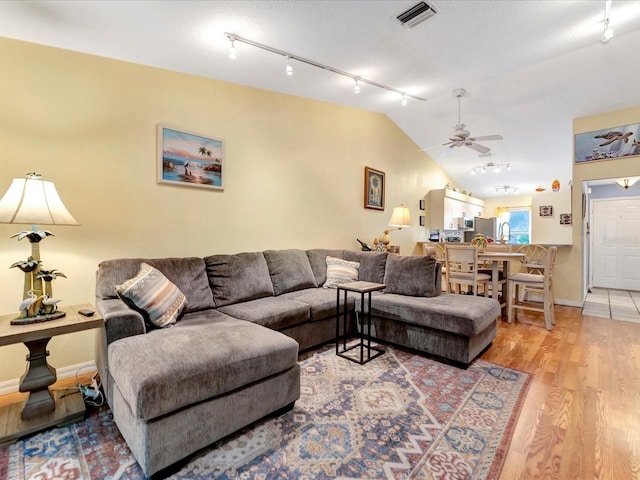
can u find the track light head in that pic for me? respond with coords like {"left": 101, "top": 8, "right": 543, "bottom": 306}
{"left": 228, "top": 38, "right": 237, "bottom": 60}
{"left": 354, "top": 79, "right": 360, "bottom": 94}
{"left": 401, "top": 94, "right": 407, "bottom": 106}
{"left": 285, "top": 56, "right": 293, "bottom": 76}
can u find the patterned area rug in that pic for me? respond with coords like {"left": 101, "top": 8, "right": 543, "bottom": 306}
{"left": 1, "top": 345, "right": 530, "bottom": 480}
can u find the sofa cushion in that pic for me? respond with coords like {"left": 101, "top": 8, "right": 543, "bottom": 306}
{"left": 217, "top": 296, "right": 310, "bottom": 330}
{"left": 263, "top": 249, "right": 317, "bottom": 295}
{"left": 343, "top": 251, "right": 388, "bottom": 284}
{"left": 96, "top": 257, "right": 214, "bottom": 313}
{"left": 306, "top": 249, "right": 344, "bottom": 286}
{"left": 283, "top": 287, "right": 356, "bottom": 322}
{"left": 108, "top": 310, "right": 299, "bottom": 420}
{"left": 115, "top": 263, "right": 187, "bottom": 328}
{"left": 367, "top": 293, "right": 499, "bottom": 337}
{"left": 205, "top": 252, "right": 274, "bottom": 307}
{"left": 323, "top": 256, "right": 359, "bottom": 289}
{"left": 383, "top": 254, "right": 439, "bottom": 297}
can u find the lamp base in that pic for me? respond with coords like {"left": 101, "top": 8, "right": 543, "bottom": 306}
{"left": 11, "top": 311, "right": 66, "bottom": 325}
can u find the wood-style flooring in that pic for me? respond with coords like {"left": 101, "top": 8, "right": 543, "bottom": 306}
{"left": 485, "top": 306, "right": 640, "bottom": 480}
{"left": 1, "top": 307, "right": 639, "bottom": 479}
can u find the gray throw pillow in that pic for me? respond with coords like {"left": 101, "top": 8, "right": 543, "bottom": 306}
{"left": 205, "top": 252, "right": 274, "bottom": 307}
{"left": 263, "top": 249, "right": 317, "bottom": 295}
{"left": 383, "top": 254, "right": 438, "bottom": 297}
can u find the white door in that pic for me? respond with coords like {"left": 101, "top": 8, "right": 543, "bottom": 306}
{"left": 592, "top": 198, "right": 640, "bottom": 290}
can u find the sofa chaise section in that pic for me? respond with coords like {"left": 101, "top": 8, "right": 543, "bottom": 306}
{"left": 108, "top": 310, "right": 299, "bottom": 476}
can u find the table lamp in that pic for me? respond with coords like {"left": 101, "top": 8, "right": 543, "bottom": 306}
{"left": 0, "top": 173, "right": 78, "bottom": 324}
{"left": 377, "top": 204, "right": 412, "bottom": 251}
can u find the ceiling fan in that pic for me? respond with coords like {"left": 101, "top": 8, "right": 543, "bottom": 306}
{"left": 443, "top": 89, "right": 503, "bottom": 155}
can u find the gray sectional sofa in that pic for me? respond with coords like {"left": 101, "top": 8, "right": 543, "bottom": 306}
{"left": 95, "top": 248, "right": 499, "bottom": 476}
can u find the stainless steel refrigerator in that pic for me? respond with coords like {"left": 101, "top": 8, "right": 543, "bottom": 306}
{"left": 465, "top": 217, "right": 498, "bottom": 241}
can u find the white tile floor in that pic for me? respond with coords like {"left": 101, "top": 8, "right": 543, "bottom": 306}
{"left": 582, "top": 288, "right": 640, "bottom": 323}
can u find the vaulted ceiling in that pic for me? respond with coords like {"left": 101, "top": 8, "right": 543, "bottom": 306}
{"left": 2, "top": 0, "right": 640, "bottom": 197}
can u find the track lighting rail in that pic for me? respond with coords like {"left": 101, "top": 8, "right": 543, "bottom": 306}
{"left": 224, "top": 33, "right": 427, "bottom": 103}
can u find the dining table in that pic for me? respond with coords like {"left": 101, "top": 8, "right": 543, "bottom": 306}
{"left": 478, "top": 251, "right": 525, "bottom": 314}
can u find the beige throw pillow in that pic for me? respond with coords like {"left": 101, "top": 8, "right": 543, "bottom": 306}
{"left": 323, "top": 256, "right": 359, "bottom": 288}
{"left": 116, "top": 262, "right": 187, "bottom": 328}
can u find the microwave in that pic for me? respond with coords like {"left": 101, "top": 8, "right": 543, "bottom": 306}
{"left": 464, "top": 218, "right": 474, "bottom": 229}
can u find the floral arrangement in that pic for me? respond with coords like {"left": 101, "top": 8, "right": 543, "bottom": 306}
{"left": 471, "top": 233, "right": 488, "bottom": 250}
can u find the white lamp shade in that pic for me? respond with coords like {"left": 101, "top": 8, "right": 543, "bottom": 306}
{"left": 0, "top": 175, "right": 78, "bottom": 225}
{"left": 388, "top": 204, "right": 412, "bottom": 228}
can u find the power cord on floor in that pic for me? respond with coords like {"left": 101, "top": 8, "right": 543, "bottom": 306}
{"left": 75, "top": 368, "right": 105, "bottom": 407}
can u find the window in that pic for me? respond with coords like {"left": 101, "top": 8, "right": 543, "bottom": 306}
{"left": 497, "top": 207, "right": 530, "bottom": 244}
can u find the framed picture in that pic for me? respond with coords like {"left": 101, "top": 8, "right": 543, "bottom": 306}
{"left": 419, "top": 215, "right": 425, "bottom": 226}
{"left": 419, "top": 199, "right": 425, "bottom": 210}
{"left": 574, "top": 122, "right": 640, "bottom": 163}
{"left": 560, "top": 213, "right": 572, "bottom": 225}
{"left": 539, "top": 205, "right": 553, "bottom": 217}
{"left": 364, "top": 166, "right": 385, "bottom": 210}
{"left": 157, "top": 125, "right": 224, "bottom": 190}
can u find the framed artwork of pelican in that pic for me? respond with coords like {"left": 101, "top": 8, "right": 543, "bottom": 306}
{"left": 157, "top": 125, "right": 224, "bottom": 190}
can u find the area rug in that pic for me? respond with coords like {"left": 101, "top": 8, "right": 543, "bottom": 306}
{"left": 1, "top": 345, "right": 530, "bottom": 480}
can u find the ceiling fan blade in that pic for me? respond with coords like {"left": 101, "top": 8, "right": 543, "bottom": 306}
{"left": 418, "top": 144, "right": 446, "bottom": 152}
{"left": 472, "top": 134, "right": 503, "bottom": 141}
{"left": 466, "top": 142, "right": 491, "bottom": 154}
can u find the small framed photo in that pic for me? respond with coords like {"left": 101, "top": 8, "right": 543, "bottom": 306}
{"left": 560, "top": 213, "right": 572, "bottom": 225}
{"left": 419, "top": 215, "right": 425, "bottom": 226}
{"left": 364, "top": 166, "right": 385, "bottom": 210}
{"left": 158, "top": 125, "right": 224, "bottom": 190}
{"left": 539, "top": 205, "right": 553, "bottom": 217}
{"left": 419, "top": 199, "right": 425, "bottom": 210}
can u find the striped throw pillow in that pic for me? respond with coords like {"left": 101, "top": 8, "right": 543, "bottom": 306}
{"left": 323, "top": 256, "right": 360, "bottom": 289}
{"left": 116, "top": 263, "right": 187, "bottom": 328}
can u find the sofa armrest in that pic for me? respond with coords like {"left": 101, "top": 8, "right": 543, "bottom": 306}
{"left": 96, "top": 297, "right": 147, "bottom": 344}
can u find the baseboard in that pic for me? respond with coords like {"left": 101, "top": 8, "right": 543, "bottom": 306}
{"left": 555, "top": 299, "right": 583, "bottom": 308}
{"left": 0, "top": 360, "right": 96, "bottom": 396}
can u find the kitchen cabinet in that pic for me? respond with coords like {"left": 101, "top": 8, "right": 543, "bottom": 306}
{"left": 425, "top": 189, "right": 485, "bottom": 230}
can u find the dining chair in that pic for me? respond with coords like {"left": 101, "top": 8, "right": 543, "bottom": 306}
{"left": 426, "top": 243, "right": 447, "bottom": 292}
{"left": 516, "top": 244, "right": 548, "bottom": 275}
{"left": 422, "top": 244, "right": 436, "bottom": 257}
{"left": 444, "top": 245, "right": 490, "bottom": 297}
{"left": 507, "top": 246, "right": 557, "bottom": 330}
{"left": 480, "top": 243, "right": 511, "bottom": 297}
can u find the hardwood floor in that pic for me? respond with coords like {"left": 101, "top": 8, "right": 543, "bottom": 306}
{"left": 1, "top": 307, "right": 639, "bottom": 479}
{"left": 485, "top": 305, "right": 640, "bottom": 480}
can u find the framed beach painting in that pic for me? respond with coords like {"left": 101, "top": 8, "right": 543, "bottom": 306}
{"left": 157, "top": 125, "right": 224, "bottom": 190}
{"left": 364, "top": 166, "right": 385, "bottom": 210}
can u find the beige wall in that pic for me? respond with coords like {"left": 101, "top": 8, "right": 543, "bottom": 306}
{"left": 569, "top": 105, "right": 640, "bottom": 302}
{"left": 0, "top": 37, "right": 450, "bottom": 382}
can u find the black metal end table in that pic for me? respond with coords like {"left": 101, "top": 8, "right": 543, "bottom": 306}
{"left": 335, "top": 281, "right": 385, "bottom": 364}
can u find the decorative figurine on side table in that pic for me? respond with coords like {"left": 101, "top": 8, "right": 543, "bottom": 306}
{"left": 0, "top": 173, "right": 78, "bottom": 325}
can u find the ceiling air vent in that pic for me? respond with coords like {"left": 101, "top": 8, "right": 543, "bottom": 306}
{"left": 396, "top": 1, "right": 437, "bottom": 29}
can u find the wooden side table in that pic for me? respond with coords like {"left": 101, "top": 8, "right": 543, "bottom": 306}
{"left": 335, "top": 281, "right": 385, "bottom": 364}
{"left": 0, "top": 304, "right": 103, "bottom": 446}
